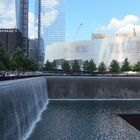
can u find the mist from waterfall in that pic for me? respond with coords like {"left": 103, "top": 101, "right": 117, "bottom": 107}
{"left": 46, "top": 36, "right": 140, "bottom": 65}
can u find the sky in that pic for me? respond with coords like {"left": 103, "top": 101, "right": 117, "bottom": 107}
{"left": 0, "top": 0, "right": 140, "bottom": 41}
{"left": 65, "top": 0, "right": 140, "bottom": 40}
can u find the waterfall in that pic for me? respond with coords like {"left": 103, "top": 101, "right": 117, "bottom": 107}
{"left": 0, "top": 77, "right": 48, "bottom": 140}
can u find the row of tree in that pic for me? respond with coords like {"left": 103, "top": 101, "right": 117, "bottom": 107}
{"left": 1, "top": 41, "right": 140, "bottom": 73}
{"left": 44, "top": 58, "right": 140, "bottom": 73}
{"left": 0, "top": 43, "right": 38, "bottom": 71}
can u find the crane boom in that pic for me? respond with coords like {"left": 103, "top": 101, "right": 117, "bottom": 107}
{"left": 133, "top": 27, "right": 136, "bottom": 36}
{"left": 74, "top": 23, "right": 83, "bottom": 40}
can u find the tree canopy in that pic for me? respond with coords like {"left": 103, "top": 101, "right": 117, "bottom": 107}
{"left": 44, "top": 60, "right": 53, "bottom": 71}
{"left": 121, "top": 58, "right": 131, "bottom": 72}
{"left": 109, "top": 59, "right": 120, "bottom": 72}
{"left": 98, "top": 62, "right": 106, "bottom": 72}
{"left": 83, "top": 59, "right": 97, "bottom": 72}
{"left": 61, "top": 60, "right": 71, "bottom": 72}
{"left": 10, "top": 48, "right": 37, "bottom": 71}
{"left": 0, "top": 43, "right": 10, "bottom": 70}
{"left": 133, "top": 62, "right": 140, "bottom": 72}
{"left": 71, "top": 60, "right": 80, "bottom": 72}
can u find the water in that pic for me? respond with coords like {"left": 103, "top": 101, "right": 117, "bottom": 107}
{"left": 1, "top": 77, "right": 140, "bottom": 140}
{"left": 0, "top": 78, "right": 48, "bottom": 140}
{"left": 28, "top": 100, "right": 140, "bottom": 140}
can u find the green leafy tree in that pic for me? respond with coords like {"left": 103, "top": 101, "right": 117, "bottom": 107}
{"left": 98, "top": 62, "right": 106, "bottom": 72}
{"left": 88, "top": 59, "right": 97, "bottom": 72}
{"left": 109, "top": 59, "right": 120, "bottom": 72}
{"left": 44, "top": 60, "right": 53, "bottom": 71}
{"left": 83, "top": 59, "right": 96, "bottom": 72}
{"left": 11, "top": 48, "right": 26, "bottom": 71}
{"left": 133, "top": 62, "right": 140, "bottom": 72}
{"left": 121, "top": 58, "right": 131, "bottom": 72}
{"left": 71, "top": 60, "right": 80, "bottom": 72}
{"left": 83, "top": 60, "right": 89, "bottom": 71}
{"left": 61, "top": 60, "right": 71, "bottom": 72}
{"left": 0, "top": 45, "right": 6, "bottom": 70}
{"left": 24, "top": 58, "right": 38, "bottom": 71}
{"left": 0, "top": 43, "right": 10, "bottom": 70}
{"left": 11, "top": 48, "right": 38, "bottom": 71}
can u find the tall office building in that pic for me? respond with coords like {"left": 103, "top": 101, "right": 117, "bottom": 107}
{"left": 34, "top": 0, "right": 65, "bottom": 64}
{"left": 35, "top": 0, "right": 45, "bottom": 64}
{"left": 17, "top": 0, "right": 65, "bottom": 63}
{"left": 41, "top": 0, "right": 65, "bottom": 63}
{"left": 16, "top": 0, "right": 29, "bottom": 54}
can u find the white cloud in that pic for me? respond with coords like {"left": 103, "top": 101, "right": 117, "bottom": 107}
{"left": 41, "top": 10, "right": 58, "bottom": 27}
{"left": 29, "top": 0, "right": 59, "bottom": 38}
{"left": 28, "top": 12, "right": 38, "bottom": 39}
{"left": 95, "top": 25, "right": 106, "bottom": 33}
{"left": 0, "top": 0, "right": 16, "bottom": 28}
{"left": 41, "top": 0, "right": 59, "bottom": 36}
{"left": 41, "top": 0, "right": 58, "bottom": 27}
{"left": 107, "top": 15, "right": 140, "bottom": 34}
{"left": 42, "top": 0, "right": 58, "bottom": 9}
{"left": 0, "top": 0, "right": 59, "bottom": 38}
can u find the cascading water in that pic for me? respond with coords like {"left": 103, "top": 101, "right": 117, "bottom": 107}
{"left": 0, "top": 77, "right": 48, "bottom": 140}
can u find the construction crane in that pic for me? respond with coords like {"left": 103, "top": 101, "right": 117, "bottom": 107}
{"left": 133, "top": 26, "right": 136, "bottom": 36}
{"left": 73, "top": 23, "right": 84, "bottom": 40}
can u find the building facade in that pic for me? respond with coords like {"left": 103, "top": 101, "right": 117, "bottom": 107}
{"left": 28, "top": 0, "right": 65, "bottom": 64}
{"left": 46, "top": 35, "right": 140, "bottom": 66}
{"left": 41, "top": 0, "right": 65, "bottom": 63}
{"left": 16, "top": 0, "right": 29, "bottom": 54}
{"left": 29, "top": 39, "right": 38, "bottom": 61}
{"left": 0, "top": 28, "right": 24, "bottom": 54}
{"left": 35, "top": 0, "right": 45, "bottom": 64}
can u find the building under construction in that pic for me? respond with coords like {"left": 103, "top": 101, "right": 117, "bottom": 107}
{"left": 46, "top": 32, "right": 140, "bottom": 65}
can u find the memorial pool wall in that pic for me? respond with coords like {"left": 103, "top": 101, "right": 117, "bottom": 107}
{"left": 47, "top": 76, "right": 140, "bottom": 99}
{"left": 1, "top": 76, "right": 140, "bottom": 140}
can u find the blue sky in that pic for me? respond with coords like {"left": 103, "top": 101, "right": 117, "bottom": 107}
{"left": 0, "top": 0, "right": 140, "bottom": 41}
{"left": 29, "top": 0, "right": 35, "bottom": 13}
{"left": 65, "top": 0, "right": 140, "bottom": 40}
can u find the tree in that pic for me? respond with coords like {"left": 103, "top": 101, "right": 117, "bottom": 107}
{"left": 98, "top": 62, "right": 106, "bottom": 72}
{"left": 11, "top": 48, "right": 26, "bottom": 71}
{"left": 71, "top": 60, "right": 80, "bottom": 72}
{"left": 11, "top": 48, "right": 38, "bottom": 71}
{"left": 24, "top": 58, "right": 38, "bottom": 71}
{"left": 83, "top": 59, "right": 96, "bottom": 72}
{"left": 0, "top": 43, "right": 10, "bottom": 70}
{"left": 61, "top": 60, "right": 71, "bottom": 72}
{"left": 44, "top": 60, "right": 53, "bottom": 71}
{"left": 121, "top": 58, "right": 131, "bottom": 72}
{"left": 133, "top": 62, "right": 140, "bottom": 72}
{"left": 83, "top": 60, "right": 89, "bottom": 71}
{"left": 0, "top": 44, "right": 6, "bottom": 70}
{"left": 88, "top": 59, "right": 97, "bottom": 72}
{"left": 109, "top": 59, "right": 120, "bottom": 72}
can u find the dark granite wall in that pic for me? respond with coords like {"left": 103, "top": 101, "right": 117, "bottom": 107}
{"left": 47, "top": 77, "right": 140, "bottom": 99}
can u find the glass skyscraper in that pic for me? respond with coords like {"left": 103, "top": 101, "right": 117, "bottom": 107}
{"left": 16, "top": 0, "right": 28, "bottom": 53}
{"left": 41, "top": 0, "right": 65, "bottom": 62}
{"left": 16, "top": 0, "right": 65, "bottom": 63}
{"left": 35, "top": 0, "right": 45, "bottom": 64}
